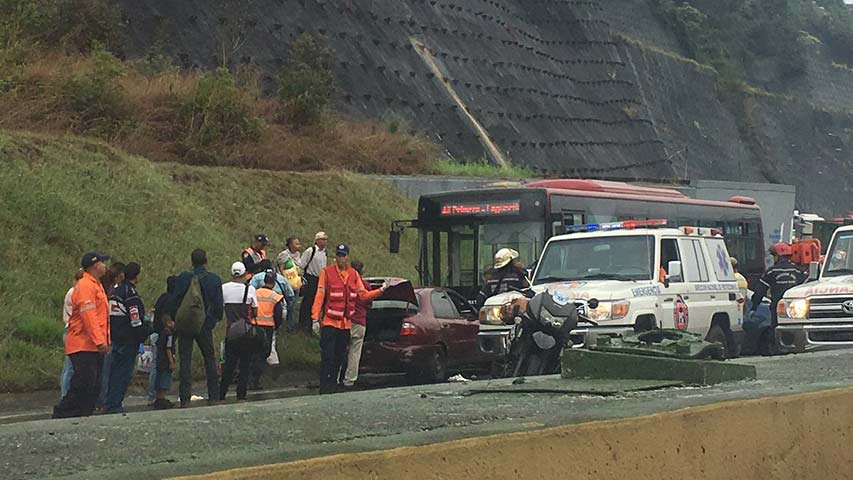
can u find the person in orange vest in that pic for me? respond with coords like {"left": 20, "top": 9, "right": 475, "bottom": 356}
{"left": 242, "top": 234, "right": 269, "bottom": 276}
{"left": 250, "top": 270, "right": 284, "bottom": 390}
{"left": 53, "top": 252, "right": 111, "bottom": 419}
{"left": 312, "top": 244, "right": 387, "bottom": 394}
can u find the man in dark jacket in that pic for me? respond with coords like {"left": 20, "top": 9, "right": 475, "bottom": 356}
{"left": 477, "top": 248, "right": 531, "bottom": 309}
{"left": 751, "top": 243, "right": 808, "bottom": 352}
{"left": 171, "top": 249, "right": 224, "bottom": 406}
{"left": 103, "top": 262, "right": 148, "bottom": 414}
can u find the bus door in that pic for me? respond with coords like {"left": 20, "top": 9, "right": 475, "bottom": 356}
{"left": 418, "top": 226, "right": 480, "bottom": 299}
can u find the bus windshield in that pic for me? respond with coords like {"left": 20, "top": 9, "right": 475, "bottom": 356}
{"left": 533, "top": 235, "right": 655, "bottom": 285}
{"left": 478, "top": 221, "right": 543, "bottom": 276}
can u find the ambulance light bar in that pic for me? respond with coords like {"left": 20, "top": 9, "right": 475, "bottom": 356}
{"left": 566, "top": 219, "right": 668, "bottom": 233}
{"left": 680, "top": 226, "right": 723, "bottom": 236}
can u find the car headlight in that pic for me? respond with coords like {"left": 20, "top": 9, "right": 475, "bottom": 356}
{"left": 479, "top": 305, "right": 504, "bottom": 325}
{"left": 584, "top": 301, "right": 630, "bottom": 322}
{"left": 779, "top": 299, "right": 809, "bottom": 319}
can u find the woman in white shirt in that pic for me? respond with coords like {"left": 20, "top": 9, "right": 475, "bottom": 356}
{"left": 60, "top": 270, "right": 84, "bottom": 399}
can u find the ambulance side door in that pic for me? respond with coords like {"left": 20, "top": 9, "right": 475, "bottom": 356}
{"left": 660, "top": 237, "right": 689, "bottom": 330}
{"left": 677, "top": 238, "right": 715, "bottom": 334}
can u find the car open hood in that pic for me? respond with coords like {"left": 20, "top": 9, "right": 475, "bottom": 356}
{"left": 364, "top": 277, "right": 419, "bottom": 306}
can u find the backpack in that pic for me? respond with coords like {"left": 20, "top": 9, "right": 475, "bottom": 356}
{"left": 175, "top": 273, "right": 207, "bottom": 336}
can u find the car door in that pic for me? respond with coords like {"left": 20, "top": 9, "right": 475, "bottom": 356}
{"left": 677, "top": 237, "right": 714, "bottom": 335}
{"left": 446, "top": 289, "right": 483, "bottom": 365}
{"left": 660, "top": 237, "right": 690, "bottom": 330}
{"left": 430, "top": 290, "right": 468, "bottom": 367}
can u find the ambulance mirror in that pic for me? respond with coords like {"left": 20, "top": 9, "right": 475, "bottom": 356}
{"left": 808, "top": 261, "right": 820, "bottom": 281}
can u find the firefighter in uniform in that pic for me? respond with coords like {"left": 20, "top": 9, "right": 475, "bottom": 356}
{"left": 750, "top": 243, "right": 808, "bottom": 352}
{"left": 477, "top": 248, "right": 531, "bottom": 309}
{"left": 250, "top": 270, "right": 284, "bottom": 390}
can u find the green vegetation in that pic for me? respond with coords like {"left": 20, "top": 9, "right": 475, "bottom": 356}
{"left": 430, "top": 158, "right": 533, "bottom": 179}
{"left": 277, "top": 33, "right": 337, "bottom": 129}
{"left": 648, "top": 0, "right": 808, "bottom": 89}
{"left": 0, "top": 130, "right": 419, "bottom": 391}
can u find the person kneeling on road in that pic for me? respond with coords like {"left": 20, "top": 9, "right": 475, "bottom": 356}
{"left": 249, "top": 270, "right": 285, "bottom": 390}
{"left": 312, "top": 244, "right": 387, "bottom": 394}
{"left": 220, "top": 262, "right": 259, "bottom": 401}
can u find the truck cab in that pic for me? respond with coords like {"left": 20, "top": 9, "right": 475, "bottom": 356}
{"left": 777, "top": 225, "right": 853, "bottom": 352}
{"left": 478, "top": 221, "right": 743, "bottom": 357}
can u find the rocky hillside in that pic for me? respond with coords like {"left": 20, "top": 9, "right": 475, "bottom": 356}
{"left": 114, "top": 0, "right": 853, "bottom": 214}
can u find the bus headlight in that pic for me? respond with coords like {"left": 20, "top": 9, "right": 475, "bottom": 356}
{"left": 585, "top": 301, "right": 630, "bottom": 322}
{"left": 780, "top": 299, "right": 809, "bottom": 319}
{"left": 479, "top": 306, "right": 504, "bottom": 325}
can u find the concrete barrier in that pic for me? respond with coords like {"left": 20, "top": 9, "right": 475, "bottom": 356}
{"left": 172, "top": 387, "right": 853, "bottom": 480}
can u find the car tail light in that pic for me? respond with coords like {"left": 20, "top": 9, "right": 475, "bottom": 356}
{"left": 400, "top": 321, "right": 417, "bottom": 336}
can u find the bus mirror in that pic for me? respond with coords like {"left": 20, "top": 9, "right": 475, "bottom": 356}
{"left": 808, "top": 261, "right": 820, "bottom": 281}
{"left": 667, "top": 261, "right": 683, "bottom": 282}
{"left": 389, "top": 230, "right": 401, "bottom": 254}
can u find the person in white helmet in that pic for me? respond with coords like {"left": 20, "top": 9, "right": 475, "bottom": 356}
{"left": 476, "top": 248, "right": 530, "bottom": 308}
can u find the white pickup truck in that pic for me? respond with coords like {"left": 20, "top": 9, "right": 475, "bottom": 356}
{"left": 478, "top": 221, "right": 743, "bottom": 357}
{"left": 777, "top": 224, "right": 853, "bottom": 352}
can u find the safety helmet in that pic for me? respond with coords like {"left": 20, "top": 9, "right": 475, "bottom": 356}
{"left": 494, "top": 248, "right": 520, "bottom": 269}
{"left": 770, "top": 242, "right": 792, "bottom": 257}
{"left": 231, "top": 261, "right": 247, "bottom": 276}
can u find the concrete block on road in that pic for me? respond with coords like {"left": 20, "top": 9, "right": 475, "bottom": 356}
{"left": 561, "top": 349, "right": 756, "bottom": 385}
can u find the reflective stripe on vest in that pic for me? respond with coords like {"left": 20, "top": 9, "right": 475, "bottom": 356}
{"left": 256, "top": 288, "right": 283, "bottom": 327}
{"left": 322, "top": 265, "right": 360, "bottom": 322}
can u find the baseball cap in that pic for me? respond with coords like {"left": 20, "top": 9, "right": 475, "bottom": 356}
{"left": 264, "top": 269, "right": 277, "bottom": 283}
{"left": 335, "top": 244, "right": 350, "bottom": 256}
{"left": 315, "top": 231, "right": 329, "bottom": 241}
{"left": 231, "top": 261, "right": 247, "bottom": 276}
{"left": 81, "top": 252, "right": 110, "bottom": 269}
{"left": 255, "top": 234, "right": 270, "bottom": 246}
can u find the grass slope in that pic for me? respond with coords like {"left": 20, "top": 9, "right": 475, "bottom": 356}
{"left": 0, "top": 130, "right": 418, "bottom": 392}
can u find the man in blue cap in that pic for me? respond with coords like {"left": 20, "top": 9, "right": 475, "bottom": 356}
{"left": 53, "top": 252, "right": 111, "bottom": 418}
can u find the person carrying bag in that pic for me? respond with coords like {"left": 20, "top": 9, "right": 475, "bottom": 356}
{"left": 220, "top": 262, "right": 259, "bottom": 400}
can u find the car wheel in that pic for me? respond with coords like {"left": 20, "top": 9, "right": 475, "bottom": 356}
{"left": 425, "top": 349, "right": 448, "bottom": 383}
{"left": 706, "top": 324, "right": 732, "bottom": 359}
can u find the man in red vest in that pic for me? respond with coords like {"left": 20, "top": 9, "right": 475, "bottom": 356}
{"left": 311, "top": 244, "right": 386, "bottom": 394}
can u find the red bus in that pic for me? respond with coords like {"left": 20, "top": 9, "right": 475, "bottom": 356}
{"left": 392, "top": 179, "right": 764, "bottom": 298}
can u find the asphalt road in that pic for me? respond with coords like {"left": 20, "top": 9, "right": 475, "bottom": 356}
{"left": 4, "top": 349, "right": 853, "bottom": 480}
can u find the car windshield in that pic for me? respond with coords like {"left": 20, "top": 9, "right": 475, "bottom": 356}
{"left": 824, "top": 232, "right": 853, "bottom": 277}
{"left": 533, "top": 235, "right": 655, "bottom": 285}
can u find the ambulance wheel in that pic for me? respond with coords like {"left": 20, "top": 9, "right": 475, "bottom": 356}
{"left": 706, "top": 324, "right": 734, "bottom": 359}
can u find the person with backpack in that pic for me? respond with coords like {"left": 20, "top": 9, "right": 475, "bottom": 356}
{"left": 298, "top": 232, "right": 328, "bottom": 334}
{"left": 220, "top": 262, "right": 259, "bottom": 401}
{"left": 103, "top": 262, "right": 150, "bottom": 414}
{"left": 171, "top": 249, "right": 224, "bottom": 407}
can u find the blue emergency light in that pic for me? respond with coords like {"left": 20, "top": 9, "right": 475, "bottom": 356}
{"left": 565, "top": 219, "right": 668, "bottom": 233}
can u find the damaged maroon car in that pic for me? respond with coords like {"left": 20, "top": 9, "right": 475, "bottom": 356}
{"left": 359, "top": 279, "right": 493, "bottom": 383}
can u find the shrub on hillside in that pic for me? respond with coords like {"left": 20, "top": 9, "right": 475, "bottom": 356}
{"left": 0, "top": 0, "right": 122, "bottom": 54}
{"left": 61, "top": 45, "right": 129, "bottom": 136}
{"left": 277, "top": 33, "right": 336, "bottom": 129}
{"left": 179, "top": 66, "right": 264, "bottom": 153}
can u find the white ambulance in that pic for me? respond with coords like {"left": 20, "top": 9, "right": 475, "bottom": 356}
{"left": 777, "top": 224, "right": 853, "bottom": 352}
{"left": 478, "top": 220, "right": 743, "bottom": 357}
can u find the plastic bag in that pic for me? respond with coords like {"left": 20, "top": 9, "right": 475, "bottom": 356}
{"left": 137, "top": 344, "right": 155, "bottom": 374}
{"left": 282, "top": 258, "right": 303, "bottom": 290}
{"left": 267, "top": 335, "right": 280, "bottom": 366}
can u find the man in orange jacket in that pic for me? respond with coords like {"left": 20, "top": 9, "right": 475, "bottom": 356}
{"left": 312, "top": 244, "right": 386, "bottom": 394}
{"left": 53, "top": 252, "right": 111, "bottom": 418}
